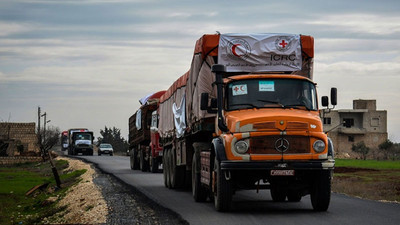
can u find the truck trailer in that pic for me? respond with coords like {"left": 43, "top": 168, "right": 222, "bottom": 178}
{"left": 129, "top": 90, "right": 166, "bottom": 172}
{"left": 159, "top": 33, "right": 337, "bottom": 212}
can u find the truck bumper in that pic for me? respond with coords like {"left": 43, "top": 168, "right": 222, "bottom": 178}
{"left": 220, "top": 160, "right": 334, "bottom": 171}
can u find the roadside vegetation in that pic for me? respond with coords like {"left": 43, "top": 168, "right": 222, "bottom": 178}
{"left": 0, "top": 159, "right": 86, "bottom": 225}
{"left": 333, "top": 159, "right": 400, "bottom": 202}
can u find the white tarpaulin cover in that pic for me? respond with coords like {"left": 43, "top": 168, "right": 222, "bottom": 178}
{"left": 173, "top": 94, "right": 186, "bottom": 138}
{"left": 218, "top": 33, "right": 302, "bottom": 72}
{"left": 135, "top": 109, "right": 142, "bottom": 130}
{"left": 139, "top": 93, "right": 153, "bottom": 105}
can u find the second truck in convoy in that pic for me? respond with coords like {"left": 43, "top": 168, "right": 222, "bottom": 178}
{"left": 134, "top": 33, "right": 337, "bottom": 212}
{"left": 129, "top": 91, "right": 166, "bottom": 172}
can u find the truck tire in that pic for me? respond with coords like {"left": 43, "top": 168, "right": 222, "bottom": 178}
{"left": 150, "top": 157, "right": 158, "bottom": 173}
{"left": 311, "top": 170, "right": 331, "bottom": 211}
{"left": 130, "top": 149, "right": 139, "bottom": 170}
{"left": 170, "top": 148, "right": 185, "bottom": 188}
{"left": 270, "top": 185, "right": 286, "bottom": 202}
{"left": 214, "top": 158, "right": 233, "bottom": 212}
{"left": 140, "top": 149, "right": 148, "bottom": 172}
{"left": 192, "top": 153, "right": 207, "bottom": 202}
{"left": 163, "top": 149, "right": 169, "bottom": 187}
{"left": 165, "top": 148, "right": 172, "bottom": 188}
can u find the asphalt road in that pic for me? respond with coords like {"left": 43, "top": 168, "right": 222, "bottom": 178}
{"left": 72, "top": 154, "right": 400, "bottom": 225}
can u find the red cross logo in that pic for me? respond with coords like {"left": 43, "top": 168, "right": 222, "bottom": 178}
{"left": 279, "top": 40, "right": 288, "bottom": 48}
{"left": 234, "top": 86, "right": 239, "bottom": 92}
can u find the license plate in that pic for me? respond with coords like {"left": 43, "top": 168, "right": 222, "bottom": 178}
{"left": 270, "top": 170, "right": 295, "bottom": 176}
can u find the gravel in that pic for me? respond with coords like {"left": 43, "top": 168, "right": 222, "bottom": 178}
{"left": 58, "top": 156, "right": 188, "bottom": 225}
{"left": 93, "top": 166, "right": 188, "bottom": 225}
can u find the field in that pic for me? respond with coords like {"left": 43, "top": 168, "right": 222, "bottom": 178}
{"left": 0, "top": 160, "right": 86, "bottom": 225}
{"left": 333, "top": 159, "right": 400, "bottom": 202}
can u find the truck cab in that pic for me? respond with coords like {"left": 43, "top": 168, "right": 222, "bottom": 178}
{"left": 203, "top": 65, "right": 336, "bottom": 211}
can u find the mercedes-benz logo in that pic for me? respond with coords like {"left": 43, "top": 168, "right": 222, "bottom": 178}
{"left": 275, "top": 138, "right": 289, "bottom": 153}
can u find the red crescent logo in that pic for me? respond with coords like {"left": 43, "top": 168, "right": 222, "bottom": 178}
{"left": 240, "top": 86, "right": 244, "bottom": 91}
{"left": 232, "top": 44, "right": 242, "bottom": 57}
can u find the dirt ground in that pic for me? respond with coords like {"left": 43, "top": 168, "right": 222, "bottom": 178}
{"left": 43, "top": 156, "right": 108, "bottom": 224}
{"left": 45, "top": 156, "right": 187, "bottom": 225}
{"left": 332, "top": 167, "right": 400, "bottom": 203}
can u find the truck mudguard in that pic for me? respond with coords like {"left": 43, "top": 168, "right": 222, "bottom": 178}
{"left": 327, "top": 137, "right": 335, "bottom": 158}
{"left": 212, "top": 137, "right": 227, "bottom": 161}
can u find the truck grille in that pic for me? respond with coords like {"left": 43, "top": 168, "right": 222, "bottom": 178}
{"left": 249, "top": 136, "right": 310, "bottom": 154}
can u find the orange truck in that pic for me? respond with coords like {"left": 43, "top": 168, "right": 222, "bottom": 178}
{"left": 158, "top": 33, "right": 336, "bottom": 211}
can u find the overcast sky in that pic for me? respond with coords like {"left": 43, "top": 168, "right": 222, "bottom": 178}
{"left": 1, "top": 0, "right": 399, "bottom": 142}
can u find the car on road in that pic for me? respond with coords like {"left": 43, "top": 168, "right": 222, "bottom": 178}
{"left": 98, "top": 143, "right": 113, "bottom": 156}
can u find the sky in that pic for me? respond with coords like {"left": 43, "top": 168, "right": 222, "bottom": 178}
{"left": 0, "top": 0, "right": 400, "bottom": 142}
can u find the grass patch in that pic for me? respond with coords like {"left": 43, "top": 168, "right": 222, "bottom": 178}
{"left": 0, "top": 159, "right": 85, "bottom": 225}
{"left": 335, "top": 159, "right": 400, "bottom": 170}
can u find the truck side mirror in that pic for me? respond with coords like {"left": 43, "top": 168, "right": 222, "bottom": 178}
{"left": 321, "top": 96, "right": 329, "bottom": 107}
{"left": 330, "top": 87, "right": 337, "bottom": 106}
{"left": 200, "top": 93, "right": 209, "bottom": 110}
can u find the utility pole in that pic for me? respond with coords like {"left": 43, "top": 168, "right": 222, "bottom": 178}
{"left": 42, "top": 112, "right": 47, "bottom": 144}
{"left": 41, "top": 111, "right": 61, "bottom": 188}
{"left": 37, "top": 107, "right": 41, "bottom": 135}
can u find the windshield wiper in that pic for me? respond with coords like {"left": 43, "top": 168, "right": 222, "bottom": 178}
{"left": 230, "top": 103, "right": 259, "bottom": 109}
{"left": 284, "top": 104, "right": 311, "bottom": 110}
{"left": 257, "top": 99, "right": 284, "bottom": 108}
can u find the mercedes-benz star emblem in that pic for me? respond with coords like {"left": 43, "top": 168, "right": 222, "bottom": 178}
{"left": 275, "top": 138, "right": 289, "bottom": 153}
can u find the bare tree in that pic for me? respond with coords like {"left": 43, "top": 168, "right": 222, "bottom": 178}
{"left": 37, "top": 125, "right": 61, "bottom": 160}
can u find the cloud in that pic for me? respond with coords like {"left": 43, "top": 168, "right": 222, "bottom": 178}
{"left": 307, "top": 13, "right": 400, "bottom": 36}
{"left": 0, "top": 22, "right": 35, "bottom": 37}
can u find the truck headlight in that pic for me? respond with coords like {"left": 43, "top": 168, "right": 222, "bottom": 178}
{"left": 313, "top": 140, "right": 326, "bottom": 153}
{"left": 234, "top": 140, "right": 249, "bottom": 154}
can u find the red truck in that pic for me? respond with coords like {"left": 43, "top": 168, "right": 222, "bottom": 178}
{"left": 129, "top": 91, "right": 166, "bottom": 172}
{"left": 159, "top": 33, "right": 337, "bottom": 211}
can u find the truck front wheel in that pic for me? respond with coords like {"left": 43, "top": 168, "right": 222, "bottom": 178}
{"left": 214, "top": 158, "right": 233, "bottom": 212}
{"left": 311, "top": 170, "right": 332, "bottom": 211}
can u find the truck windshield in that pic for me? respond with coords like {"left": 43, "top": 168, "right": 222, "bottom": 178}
{"left": 227, "top": 78, "right": 317, "bottom": 111}
{"left": 77, "top": 134, "right": 92, "bottom": 140}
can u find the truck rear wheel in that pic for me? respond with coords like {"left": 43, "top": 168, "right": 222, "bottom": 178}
{"left": 150, "top": 157, "right": 158, "bottom": 173}
{"left": 192, "top": 153, "right": 207, "bottom": 202}
{"left": 311, "top": 170, "right": 332, "bottom": 211}
{"left": 130, "top": 149, "right": 139, "bottom": 170}
{"left": 214, "top": 158, "right": 233, "bottom": 212}
{"left": 163, "top": 149, "right": 169, "bottom": 187}
{"left": 169, "top": 148, "right": 185, "bottom": 188}
{"left": 140, "top": 149, "right": 148, "bottom": 172}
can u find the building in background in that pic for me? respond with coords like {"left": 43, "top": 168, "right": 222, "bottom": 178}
{"left": 322, "top": 99, "right": 387, "bottom": 158}
{"left": 0, "top": 122, "right": 39, "bottom": 156}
